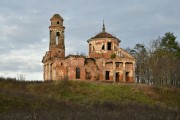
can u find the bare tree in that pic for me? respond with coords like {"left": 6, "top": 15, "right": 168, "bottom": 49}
{"left": 129, "top": 32, "right": 180, "bottom": 87}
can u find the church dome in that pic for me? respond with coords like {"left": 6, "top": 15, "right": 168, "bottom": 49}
{"left": 51, "top": 14, "right": 63, "bottom": 20}
{"left": 93, "top": 31, "right": 115, "bottom": 38}
{"left": 88, "top": 22, "right": 120, "bottom": 43}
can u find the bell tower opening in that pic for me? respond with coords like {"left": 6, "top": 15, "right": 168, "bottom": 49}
{"left": 56, "top": 32, "right": 60, "bottom": 45}
{"left": 49, "top": 14, "right": 65, "bottom": 58}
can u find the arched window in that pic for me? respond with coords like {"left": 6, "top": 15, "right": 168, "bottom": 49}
{"left": 56, "top": 32, "right": 60, "bottom": 45}
{"left": 107, "top": 42, "right": 111, "bottom": 50}
{"left": 102, "top": 44, "right": 105, "bottom": 50}
{"left": 76, "top": 67, "right": 80, "bottom": 79}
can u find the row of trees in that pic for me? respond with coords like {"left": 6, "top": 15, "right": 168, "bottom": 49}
{"left": 129, "top": 32, "right": 180, "bottom": 87}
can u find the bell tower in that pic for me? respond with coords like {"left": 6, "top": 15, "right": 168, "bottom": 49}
{"left": 49, "top": 14, "right": 65, "bottom": 58}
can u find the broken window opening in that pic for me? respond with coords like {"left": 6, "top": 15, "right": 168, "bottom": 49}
{"left": 121, "top": 53, "right": 124, "bottom": 58}
{"left": 93, "top": 46, "right": 95, "bottom": 51}
{"left": 76, "top": 67, "right": 80, "bottom": 79}
{"left": 107, "top": 42, "right": 111, "bottom": 50}
{"left": 50, "top": 30, "right": 52, "bottom": 45}
{"left": 116, "top": 62, "right": 120, "bottom": 67}
{"left": 102, "top": 44, "right": 105, "bottom": 50}
{"left": 118, "top": 52, "right": 121, "bottom": 57}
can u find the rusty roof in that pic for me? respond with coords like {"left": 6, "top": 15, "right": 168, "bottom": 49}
{"left": 87, "top": 31, "right": 120, "bottom": 43}
{"left": 51, "top": 14, "right": 63, "bottom": 20}
{"left": 93, "top": 32, "right": 115, "bottom": 38}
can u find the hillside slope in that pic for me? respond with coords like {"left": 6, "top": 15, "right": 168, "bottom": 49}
{"left": 0, "top": 79, "right": 179, "bottom": 120}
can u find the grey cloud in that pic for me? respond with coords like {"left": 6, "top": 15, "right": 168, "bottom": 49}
{"left": 0, "top": 0, "right": 180, "bottom": 80}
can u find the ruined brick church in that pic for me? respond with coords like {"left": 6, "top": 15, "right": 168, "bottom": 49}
{"left": 42, "top": 14, "right": 135, "bottom": 82}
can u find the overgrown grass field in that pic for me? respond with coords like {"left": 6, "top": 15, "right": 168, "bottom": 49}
{"left": 0, "top": 78, "right": 179, "bottom": 120}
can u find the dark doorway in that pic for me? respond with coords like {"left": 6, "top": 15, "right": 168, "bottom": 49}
{"left": 76, "top": 68, "right": 80, "bottom": 79}
{"left": 115, "top": 72, "right": 119, "bottom": 82}
{"left": 107, "top": 42, "right": 111, "bottom": 50}
{"left": 106, "top": 71, "right": 110, "bottom": 80}
{"left": 125, "top": 72, "right": 129, "bottom": 82}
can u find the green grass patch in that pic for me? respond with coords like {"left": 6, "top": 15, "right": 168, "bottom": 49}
{"left": 0, "top": 79, "right": 179, "bottom": 110}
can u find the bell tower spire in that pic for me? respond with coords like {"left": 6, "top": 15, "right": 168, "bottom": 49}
{"left": 49, "top": 14, "right": 65, "bottom": 58}
{"left": 102, "top": 20, "right": 105, "bottom": 32}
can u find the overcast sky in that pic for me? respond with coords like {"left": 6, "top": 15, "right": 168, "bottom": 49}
{"left": 0, "top": 0, "right": 179, "bottom": 80}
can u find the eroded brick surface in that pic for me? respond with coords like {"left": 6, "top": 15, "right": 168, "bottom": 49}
{"left": 42, "top": 14, "right": 136, "bottom": 83}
